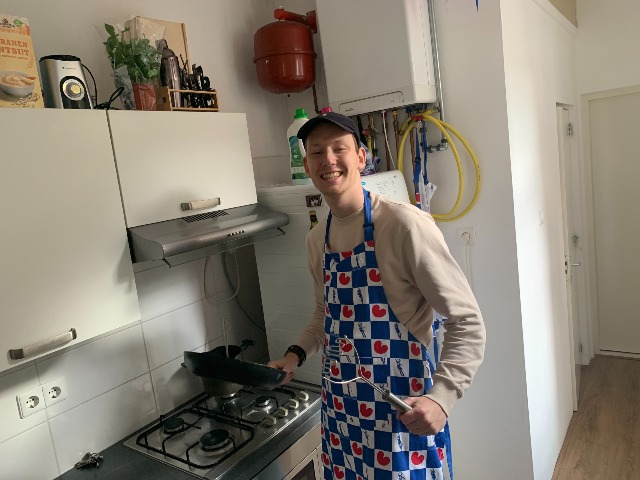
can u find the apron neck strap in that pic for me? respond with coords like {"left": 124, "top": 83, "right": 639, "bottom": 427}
{"left": 325, "top": 188, "right": 374, "bottom": 244}
{"left": 363, "top": 188, "right": 374, "bottom": 241}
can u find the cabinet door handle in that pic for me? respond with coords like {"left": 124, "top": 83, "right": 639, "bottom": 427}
{"left": 9, "top": 328, "right": 77, "bottom": 360}
{"left": 181, "top": 197, "right": 220, "bottom": 212}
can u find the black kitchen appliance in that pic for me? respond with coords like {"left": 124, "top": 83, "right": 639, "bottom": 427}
{"left": 39, "top": 55, "right": 92, "bottom": 109}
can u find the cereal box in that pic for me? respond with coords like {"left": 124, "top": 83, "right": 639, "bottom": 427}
{"left": 0, "top": 14, "right": 44, "bottom": 108}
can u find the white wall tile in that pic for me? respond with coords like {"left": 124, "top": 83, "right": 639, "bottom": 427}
{"left": 0, "top": 423, "right": 59, "bottom": 480}
{"left": 36, "top": 324, "right": 149, "bottom": 418}
{"left": 49, "top": 374, "right": 157, "bottom": 475}
{"left": 135, "top": 259, "right": 206, "bottom": 321}
{"left": 218, "top": 300, "right": 268, "bottom": 364}
{"left": 0, "top": 365, "right": 46, "bottom": 444}
{"left": 253, "top": 155, "right": 291, "bottom": 188}
{"left": 142, "top": 299, "right": 222, "bottom": 370}
{"left": 150, "top": 356, "right": 205, "bottom": 415}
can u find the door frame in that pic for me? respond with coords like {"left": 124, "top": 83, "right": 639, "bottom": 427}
{"left": 581, "top": 84, "right": 640, "bottom": 359}
{"left": 555, "top": 101, "right": 592, "bottom": 367}
{"left": 556, "top": 105, "right": 580, "bottom": 410}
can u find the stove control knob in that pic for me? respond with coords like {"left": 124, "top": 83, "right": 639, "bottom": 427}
{"left": 276, "top": 407, "right": 289, "bottom": 418}
{"left": 286, "top": 399, "right": 300, "bottom": 409}
{"left": 296, "top": 391, "right": 310, "bottom": 402}
{"left": 263, "top": 415, "right": 277, "bottom": 427}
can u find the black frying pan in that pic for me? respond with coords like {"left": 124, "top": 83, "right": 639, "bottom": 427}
{"left": 183, "top": 345, "right": 286, "bottom": 390}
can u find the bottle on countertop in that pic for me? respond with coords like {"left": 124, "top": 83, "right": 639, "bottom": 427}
{"left": 287, "top": 108, "right": 311, "bottom": 185}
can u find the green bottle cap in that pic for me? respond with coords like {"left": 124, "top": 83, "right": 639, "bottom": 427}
{"left": 294, "top": 108, "right": 308, "bottom": 119}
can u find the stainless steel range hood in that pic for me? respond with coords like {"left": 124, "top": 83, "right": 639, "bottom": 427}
{"left": 127, "top": 203, "right": 289, "bottom": 267}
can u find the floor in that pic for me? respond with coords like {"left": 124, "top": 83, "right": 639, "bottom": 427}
{"left": 552, "top": 355, "right": 640, "bottom": 479}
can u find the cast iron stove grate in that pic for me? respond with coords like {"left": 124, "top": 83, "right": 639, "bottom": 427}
{"left": 134, "top": 393, "right": 254, "bottom": 470}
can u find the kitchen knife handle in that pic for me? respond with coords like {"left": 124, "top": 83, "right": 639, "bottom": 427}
{"left": 181, "top": 197, "right": 221, "bottom": 212}
{"left": 9, "top": 328, "right": 77, "bottom": 360}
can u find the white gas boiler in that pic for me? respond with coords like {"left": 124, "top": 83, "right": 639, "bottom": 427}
{"left": 316, "top": 0, "right": 437, "bottom": 116}
{"left": 255, "top": 171, "right": 410, "bottom": 385}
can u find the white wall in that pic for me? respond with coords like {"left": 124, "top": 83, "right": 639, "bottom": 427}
{"left": 549, "top": 0, "right": 578, "bottom": 25}
{"left": 576, "top": 0, "right": 640, "bottom": 94}
{"left": 501, "top": 1, "right": 577, "bottom": 479}
{"left": 574, "top": 0, "right": 640, "bottom": 358}
{"left": 0, "top": 1, "right": 283, "bottom": 477}
{"left": 429, "top": 2, "right": 534, "bottom": 478}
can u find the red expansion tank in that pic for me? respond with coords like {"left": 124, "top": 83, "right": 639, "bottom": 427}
{"left": 253, "top": 10, "right": 317, "bottom": 94}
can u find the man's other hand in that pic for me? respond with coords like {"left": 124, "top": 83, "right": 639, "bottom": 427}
{"left": 397, "top": 396, "right": 447, "bottom": 436}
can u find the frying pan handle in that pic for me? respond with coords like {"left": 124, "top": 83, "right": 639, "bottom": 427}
{"left": 384, "top": 391, "right": 412, "bottom": 414}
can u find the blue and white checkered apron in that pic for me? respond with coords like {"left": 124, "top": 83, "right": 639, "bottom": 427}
{"left": 321, "top": 189, "right": 451, "bottom": 480}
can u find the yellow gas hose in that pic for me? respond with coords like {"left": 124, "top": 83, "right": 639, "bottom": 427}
{"left": 397, "top": 112, "right": 481, "bottom": 222}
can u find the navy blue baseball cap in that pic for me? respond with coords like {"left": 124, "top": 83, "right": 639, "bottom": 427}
{"left": 297, "top": 112, "right": 360, "bottom": 148}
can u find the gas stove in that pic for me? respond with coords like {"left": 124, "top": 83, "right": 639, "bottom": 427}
{"left": 123, "top": 380, "right": 322, "bottom": 479}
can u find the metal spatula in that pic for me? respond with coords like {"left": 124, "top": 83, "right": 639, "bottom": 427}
{"left": 322, "top": 335, "right": 412, "bottom": 414}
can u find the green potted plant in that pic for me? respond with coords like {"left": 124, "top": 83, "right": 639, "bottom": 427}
{"left": 104, "top": 23, "right": 161, "bottom": 110}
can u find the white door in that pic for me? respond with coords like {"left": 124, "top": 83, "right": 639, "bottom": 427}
{"left": 589, "top": 90, "right": 640, "bottom": 354}
{"left": 557, "top": 106, "right": 581, "bottom": 410}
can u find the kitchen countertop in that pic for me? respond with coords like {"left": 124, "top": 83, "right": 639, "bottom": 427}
{"left": 56, "top": 409, "right": 321, "bottom": 480}
{"left": 55, "top": 441, "right": 194, "bottom": 480}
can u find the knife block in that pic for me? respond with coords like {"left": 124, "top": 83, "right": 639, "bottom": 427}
{"left": 155, "top": 86, "right": 219, "bottom": 112}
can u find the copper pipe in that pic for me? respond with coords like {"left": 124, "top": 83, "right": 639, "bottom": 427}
{"left": 311, "top": 84, "right": 321, "bottom": 114}
{"left": 392, "top": 110, "right": 400, "bottom": 159}
{"left": 273, "top": 8, "right": 317, "bottom": 33}
{"left": 382, "top": 111, "right": 391, "bottom": 171}
{"left": 367, "top": 114, "right": 376, "bottom": 162}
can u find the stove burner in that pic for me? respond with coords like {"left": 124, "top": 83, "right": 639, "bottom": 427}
{"left": 255, "top": 396, "right": 274, "bottom": 409}
{"left": 198, "top": 429, "right": 234, "bottom": 457}
{"left": 201, "top": 429, "right": 229, "bottom": 448}
{"left": 219, "top": 391, "right": 241, "bottom": 400}
{"left": 163, "top": 416, "right": 187, "bottom": 435}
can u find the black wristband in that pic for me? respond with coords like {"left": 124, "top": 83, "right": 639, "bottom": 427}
{"left": 285, "top": 345, "right": 306, "bottom": 367}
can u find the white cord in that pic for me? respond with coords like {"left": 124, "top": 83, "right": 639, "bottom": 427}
{"left": 217, "top": 251, "right": 241, "bottom": 302}
{"left": 203, "top": 252, "right": 241, "bottom": 303}
{"left": 203, "top": 252, "right": 241, "bottom": 357}
{"left": 381, "top": 110, "right": 397, "bottom": 170}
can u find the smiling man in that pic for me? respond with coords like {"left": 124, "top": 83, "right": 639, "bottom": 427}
{"left": 268, "top": 112, "right": 485, "bottom": 480}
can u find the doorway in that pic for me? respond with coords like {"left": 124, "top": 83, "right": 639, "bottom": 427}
{"left": 556, "top": 105, "right": 581, "bottom": 410}
{"left": 584, "top": 86, "right": 640, "bottom": 356}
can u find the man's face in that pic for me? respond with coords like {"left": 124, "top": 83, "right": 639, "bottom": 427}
{"left": 303, "top": 123, "right": 366, "bottom": 201}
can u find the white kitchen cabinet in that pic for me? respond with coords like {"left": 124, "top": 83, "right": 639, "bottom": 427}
{"left": 107, "top": 111, "right": 257, "bottom": 228}
{"left": 0, "top": 109, "right": 141, "bottom": 372}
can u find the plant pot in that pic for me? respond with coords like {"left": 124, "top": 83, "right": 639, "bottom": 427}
{"left": 132, "top": 83, "right": 156, "bottom": 111}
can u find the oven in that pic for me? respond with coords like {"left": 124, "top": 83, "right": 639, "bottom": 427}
{"left": 253, "top": 422, "right": 322, "bottom": 480}
{"left": 123, "top": 380, "right": 322, "bottom": 479}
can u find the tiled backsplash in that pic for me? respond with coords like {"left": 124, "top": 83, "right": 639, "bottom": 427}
{"left": 0, "top": 246, "right": 267, "bottom": 479}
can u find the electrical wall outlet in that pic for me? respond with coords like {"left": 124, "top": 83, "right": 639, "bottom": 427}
{"left": 42, "top": 377, "right": 67, "bottom": 407}
{"left": 456, "top": 227, "right": 477, "bottom": 245}
{"left": 17, "top": 387, "right": 46, "bottom": 418}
